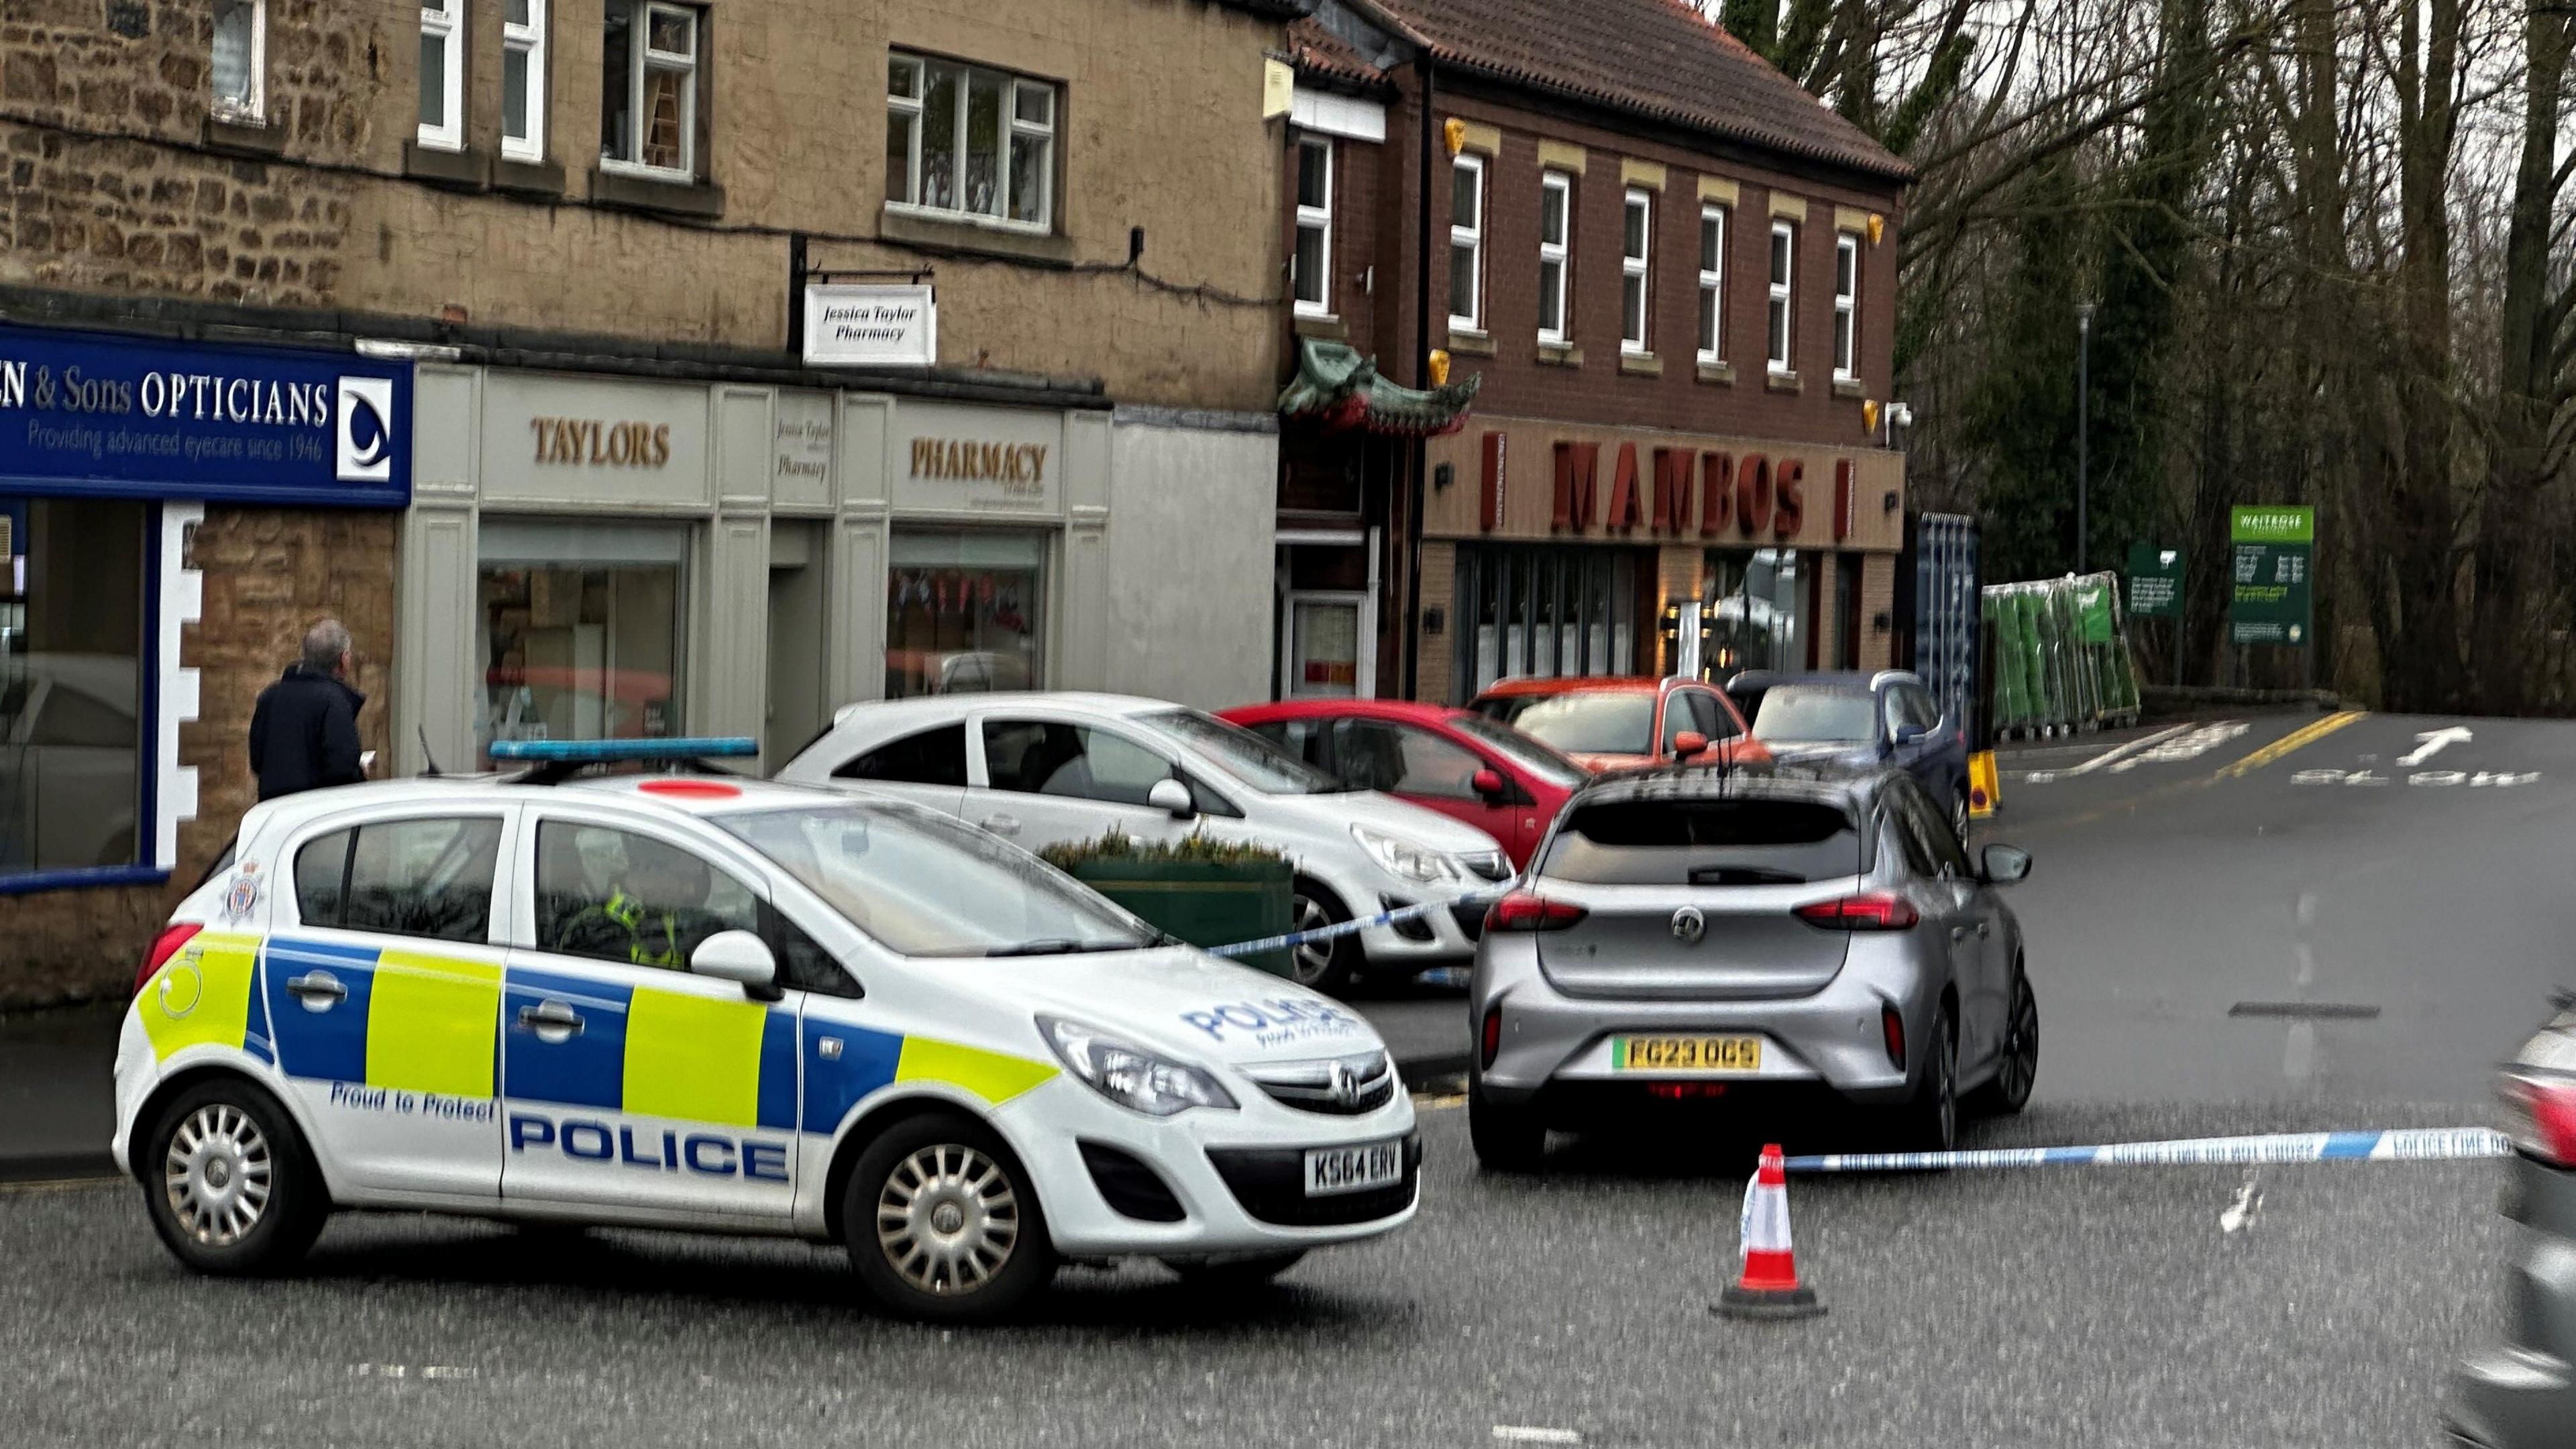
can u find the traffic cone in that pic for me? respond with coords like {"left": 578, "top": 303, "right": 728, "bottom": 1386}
{"left": 1713, "top": 1142, "right": 1825, "bottom": 1320}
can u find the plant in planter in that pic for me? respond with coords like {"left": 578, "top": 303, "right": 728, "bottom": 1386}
{"left": 1039, "top": 830, "right": 1295, "bottom": 978}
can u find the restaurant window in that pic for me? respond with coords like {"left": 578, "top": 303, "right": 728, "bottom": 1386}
{"left": 1448, "top": 153, "right": 1484, "bottom": 331}
{"left": 885, "top": 530, "right": 1045, "bottom": 700}
{"left": 502, "top": 0, "right": 547, "bottom": 162}
{"left": 0, "top": 498, "right": 149, "bottom": 878}
{"left": 600, "top": 0, "right": 698, "bottom": 178}
{"left": 1293, "top": 136, "right": 1333, "bottom": 317}
{"left": 1454, "top": 545, "right": 1642, "bottom": 699}
{"left": 1697, "top": 205, "right": 1727, "bottom": 363}
{"left": 418, "top": 0, "right": 464, "bottom": 150}
{"left": 1621, "top": 188, "right": 1652, "bottom": 354}
{"left": 1833, "top": 231, "right": 1860, "bottom": 381}
{"left": 211, "top": 0, "right": 264, "bottom": 121}
{"left": 476, "top": 520, "right": 687, "bottom": 767}
{"left": 1538, "top": 170, "right": 1572, "bottom": 344}
{"left": 1768, "top": 220, "right": 1796, "bottom": 373}
{"left": 1702, "top": 548, "right": 1805, "bottom": 676}
{"left": 887, "top": 53, "right": 1059, "bottom": 229}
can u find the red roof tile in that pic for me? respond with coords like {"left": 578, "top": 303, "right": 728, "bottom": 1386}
{"left": 1344, "top": 0, "right": 1911, "bottom": 182}
{"left": 1288, "top": 18, "right": 1393, "bottom": 90}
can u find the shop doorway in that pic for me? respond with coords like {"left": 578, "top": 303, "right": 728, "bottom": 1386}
{"left": 765, "top": 521, "right": 828, "bottom": 767}
{"left": 1279, "top": 590, "right": 1375, "bottom": 697}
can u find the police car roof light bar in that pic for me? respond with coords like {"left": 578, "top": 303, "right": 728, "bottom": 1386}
{"left": 488, "top": 737, "right": 760, "bottom": 786}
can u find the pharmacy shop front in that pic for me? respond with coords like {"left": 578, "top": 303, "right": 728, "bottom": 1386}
{"left": 394, "top": 368, "right": 1124, "bottom": 775}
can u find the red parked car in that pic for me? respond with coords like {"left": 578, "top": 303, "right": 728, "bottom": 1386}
{"left": 1218, "top": 700, "right": 1587, "bottom": 867}
{"left": 1467, "top": 675, "right": 1770, "bottom": 773}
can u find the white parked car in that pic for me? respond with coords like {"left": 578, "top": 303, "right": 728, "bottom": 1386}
{"left": 114, "top": 740, "right": 1418, "bottom": 1322}
{"left": 777, "top": 694, "right": 1511, "bottom": 990}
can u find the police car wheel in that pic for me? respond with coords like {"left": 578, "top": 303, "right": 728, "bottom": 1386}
{"left": 846, "top": 1114, "right": 1054, "bottom": 1322}
{"left": 142, "top": 1079, "right": 326, "bottom": 1276}
{"left": 1161, "top": 1251, "right": 1305, "bottom": 1288}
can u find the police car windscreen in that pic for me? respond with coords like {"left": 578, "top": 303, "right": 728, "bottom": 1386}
{"left": 717, "top": 804, "right": 1157, "bottom": 957}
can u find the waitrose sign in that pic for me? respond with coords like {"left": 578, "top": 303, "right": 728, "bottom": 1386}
{"left": 2229, "top": 504, "right": 2314, "bottom": 645}
{"left": 0, "top": 322, "right": 411, "bottom": 506}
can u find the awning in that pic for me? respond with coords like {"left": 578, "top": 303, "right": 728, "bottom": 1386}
{"left": 1277, "top": 339, "right": 1481, "bottom": 437}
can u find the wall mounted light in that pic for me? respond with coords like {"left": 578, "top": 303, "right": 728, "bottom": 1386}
{"left": 1428, "top": 349, "right": 1452, "bottom": 386}
{"left": 1433, "top": 462, "right": 1456, "bottom": 491}
{"left": 1882, "top": 490, "right": 1900, "bottom": 513}
{"left": 1443, "top": 117, "right": 1467, "bottom": 156}
{"left": 1872, "top": 610, "right": 1892, "bottom": 633}
{"left": 1862, "top": 399, "right": 1881, "bottom": 431}
{"left": 1867, "top": 213, "right": 1885, "bottom": 246}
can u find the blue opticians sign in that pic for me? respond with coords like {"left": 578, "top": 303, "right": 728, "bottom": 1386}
{"left": 0, "top": 321, "right": 412, "bottom": 507}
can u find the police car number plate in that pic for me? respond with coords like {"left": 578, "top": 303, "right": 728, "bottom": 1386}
{"left": 1303, "top": 1139, "right": 1402, "bottom": 1196}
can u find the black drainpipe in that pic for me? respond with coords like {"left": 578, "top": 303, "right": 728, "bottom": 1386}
{"left": 1403, "top": 55, "right": 1435, "bottom": 700}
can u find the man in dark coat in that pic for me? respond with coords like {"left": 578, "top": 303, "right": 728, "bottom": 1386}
{"left": 248, "top": 619, "right": 366, "bottom": 801}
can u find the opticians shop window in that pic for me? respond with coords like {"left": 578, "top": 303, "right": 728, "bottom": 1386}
{"left": 0, "top": 498, "right": 150, "bottom": 879}
{"left": 477, "top": 519, "right": 687, "bottom": 766}
{"left": 884, "top": 529, "right": 1046, "bottom": 700}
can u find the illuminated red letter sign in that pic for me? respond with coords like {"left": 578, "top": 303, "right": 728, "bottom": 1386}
{"left": 1774, "top": 459, "right": 1805, "bottom": 539}
{"left": 1605, "top": 443, "right": 1644, "bottom": 531}
{"left": 1699, "top": 452, "right": 1734, "bottom": 537}
{"left": 1735, "top": 453, "right": 1772, "bottom": 537}
{"left": 1652, "top": 448, "right": 1693, "bottom": 534}
{"left": 1552, "top": 441, "right": 1599, "bottom": 530}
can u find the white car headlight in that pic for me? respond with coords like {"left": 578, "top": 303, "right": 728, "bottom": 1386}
{"left": 1350, "top": 823, "right": 1458, "bottom": 884}
{"left": 1039, "top": 1016, "right": 1238, "bottom": 1117}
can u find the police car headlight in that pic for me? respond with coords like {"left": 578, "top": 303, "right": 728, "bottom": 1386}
{"left": 1040, "top": 1016, "right": 1238, "bottom": 1117}
{"left": 1350, "top": 823, "right": 1456, "bottom": 884}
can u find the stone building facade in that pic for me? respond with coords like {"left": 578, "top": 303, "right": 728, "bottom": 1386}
{"left": 0, "top": 0, "right": 1302, "bottom": 1006}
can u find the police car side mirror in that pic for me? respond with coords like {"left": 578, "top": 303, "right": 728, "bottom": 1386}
{"left": 692, "top": 930, "right": 780, "bottom": 996}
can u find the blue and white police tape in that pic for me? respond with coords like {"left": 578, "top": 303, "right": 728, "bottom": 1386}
{"left": 1205, "top": 888, "right": 1510, "bottom": 960}
{"left": 1782, "top": 1126, "right": 2515, "bottom": 1175}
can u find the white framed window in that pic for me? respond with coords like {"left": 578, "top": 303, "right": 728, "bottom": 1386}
{"left": 1697, "top": 205, "right": 1727, "bottom": 363}
{"left": 1538, "top": 170, "right": 1572, "bottom": 345}
{"left": 211, "top": 0, "right": 264, "bottom": 122}
{"left": 1833, "top": 231, "right": 1860, "bottom": 380}
{"left": 1621, "top": 187, "right": 1652, "bottom": 354}
{"left": 1448, "top": 153, "right": 1485, "bottom": 332}
{"left": 1293, "top": 136, "right": 1333, "bottom": 317}
{"left": 1768, "top": 219, "right": 1796, "bottom": 374}
{"left": 600, "top": 1, "right": 699, "bottom": 179}
{"left": 418, "top": 0, "right": 465, "bottom": 150}
{"left": 886, "top": 53, "right": 1059, "bottom": 230}
{"left": 502, "top": 0, "right": 547, "bottom": 163}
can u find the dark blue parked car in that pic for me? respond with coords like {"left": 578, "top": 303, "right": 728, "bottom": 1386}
{"left": 1724, "top": 669, "right": 1974, "bottom": 840}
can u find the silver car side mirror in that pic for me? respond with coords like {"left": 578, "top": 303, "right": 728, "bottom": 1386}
{"left": 1148, "top": 777, "right": 1196, "bottom": 819}
{"left": 692, "top": 930, "right": 780, "bottom": 994}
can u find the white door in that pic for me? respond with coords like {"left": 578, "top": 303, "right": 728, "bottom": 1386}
{"left": 964, "top": 714, "right": 1199, "bottom": 855}
{"left": 500, "top": 813, "right": 799, "bottom": 1220}
{"left": 264, "top": 809, "right": 517, "bottom": 1201}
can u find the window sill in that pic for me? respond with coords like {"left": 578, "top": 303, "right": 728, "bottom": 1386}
{"left": 1536, "top": 341, "right": 1583, "bottom": 368}
{"left": 1696, "top": 359, "right": 1735, "bottom": 386}
{"left": 201, "top": 115, "right": 284, "bottom": 158}
{"left": 403, "top": 140, "right": 491, "bottom": 190}
{"left": 494, "top": 156, "right": 568, "bottom": 197}
{"left": 0, "top": 864, "right": 171, "bottom": 897}
{"left": 1831, "top": 376, "right": 1866, "bottom": 399}
{"left": 1766, "top": 368, "right": 1803, "bottom": 394}
{"left": 1618, "top": 351, "right": 1662, "bottom": 376}
{"left": 1293, "top": 312, "right": 1347, "bottom": 339}
{"left": 879, "top": 205, "right": 1075, "bottom": 266}
{"left": 1446, "top": 328, "right": 1496, "bottom": 357}
{"left": 591, "top": 166, "right": 726, "bottom": 219}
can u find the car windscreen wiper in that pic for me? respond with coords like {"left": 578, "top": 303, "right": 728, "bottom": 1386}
{"left": 984, "top": 938, "right": 1154, "bottom": 957}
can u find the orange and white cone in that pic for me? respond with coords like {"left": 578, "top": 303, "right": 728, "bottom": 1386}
{"left": 1713, "top": 1142, "right": 1825, "bottom": 1320}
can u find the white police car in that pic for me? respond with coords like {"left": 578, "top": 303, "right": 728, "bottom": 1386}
{"left": 114, "top": 740, "right": 1418, "bottom": 1321}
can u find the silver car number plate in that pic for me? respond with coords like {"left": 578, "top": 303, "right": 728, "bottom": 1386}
{"left": 1303, "top": 1139, "right": 1402, "bottom": 1197}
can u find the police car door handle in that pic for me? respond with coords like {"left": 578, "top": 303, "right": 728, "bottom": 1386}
{"left": 516, "top": 1000, "right": 584, "bottom": 1042}
{"left": 285, "top": 971, "right": 346, "bottom": 1008}
{"left": 982, "top": 813, "right": 1021, "bottom": 836}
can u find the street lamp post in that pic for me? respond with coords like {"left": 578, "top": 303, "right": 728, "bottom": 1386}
{"left": 2076, "top": 302, "right": 2094, "bottom": 576}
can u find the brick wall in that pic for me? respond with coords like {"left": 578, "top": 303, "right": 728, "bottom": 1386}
{"left": 0, "top": 506, "right": 397, "bottom": 1008}
{"left": 1860, "top": 550, "right": 1896, "bottom": 669}
{"left": 1415, "top": 540, "right": 1455, "bottom": 703}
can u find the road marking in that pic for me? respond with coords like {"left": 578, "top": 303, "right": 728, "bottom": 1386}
{"left": 0, "top": 1177, "right": 119, "bottom": 1195}
{"left": 2397, "top": 726, "right": 2473, "bottom": 766}
{"left": 2112, "top": 719, "right": 2251, "bottom": 771}
{"left": 2229, "top": 1001, "right": 2381, "bottom": 1019}
{"left": 1493, "top": 1429, "right": 1582, "bottom": 1446}
{"left": 2216, "top": 711, "right": 2367, "bottom": 777}
{"left": 2061, "top": 722, "right": 2195, "bottom": 775}
{"left": 2292, "top": 768, "right": 2538, "bottom": 788}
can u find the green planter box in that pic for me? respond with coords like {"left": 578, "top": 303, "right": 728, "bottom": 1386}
{"left": 1063, "top": 856, "right": 1295, "bottom": 979}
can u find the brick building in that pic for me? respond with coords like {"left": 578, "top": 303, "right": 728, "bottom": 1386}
{"left": 1271, "top": 0, "right": 1913, "bottom": 705}
{"left": 0, "top": 0, "right": 1301, "bottom": 1005}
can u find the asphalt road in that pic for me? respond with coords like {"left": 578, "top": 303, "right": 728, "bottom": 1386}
{"left": 2, "top": 705, "right": 2557, "bottom": 1446}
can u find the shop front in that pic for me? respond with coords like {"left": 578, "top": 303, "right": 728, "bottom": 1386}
{"left": 1419, "top": 416, "right": 1904, "bottom": 704}
{"left": 0, "top": 320, "right": 411, "bottom": 1002}
{"left": 396, "top": 367, "right": 1125, "bottom": 775}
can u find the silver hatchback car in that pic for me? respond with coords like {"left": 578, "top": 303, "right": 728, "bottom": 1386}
{"left": 1466, "top": 769, "right": 2037, "bottom": 1169}
{"left": 2444, "top": 996, "right": 2576, "bottom": 1448}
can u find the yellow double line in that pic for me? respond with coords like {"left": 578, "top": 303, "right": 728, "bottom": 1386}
{"left": 2216, "top": 710, "right": 2368, "bottom": 778}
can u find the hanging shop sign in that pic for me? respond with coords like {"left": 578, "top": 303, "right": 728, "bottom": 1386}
{"left": 2228, "top": 506, "right": 2312, "bottom": 645}
{"left": 0, "top": 321, "right": 411, "bottom": 506}
{"left": 2127, "top": 544, "right": 2184, "bottom": 620}
{"left": 802, "top": 283, "right": 936, "bottom": 369}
